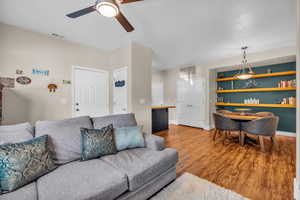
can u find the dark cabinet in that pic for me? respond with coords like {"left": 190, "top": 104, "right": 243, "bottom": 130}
{"left": 152, "top": 108, "right": 169, "bottom": 133}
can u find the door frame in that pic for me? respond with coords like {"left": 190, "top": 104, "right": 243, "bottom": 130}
{"left": 72, "top": 66, "right": 109, "bottom": 117}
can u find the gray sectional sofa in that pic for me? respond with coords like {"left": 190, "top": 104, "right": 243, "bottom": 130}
{"left": 1, "top": 113, "right": 178, "bottom": 200}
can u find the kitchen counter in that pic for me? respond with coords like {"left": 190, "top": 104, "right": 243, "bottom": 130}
{"left": 152, "top": 106, "right": 176, "bottom": 133}
{"left": 152, "top": 106, "right": 176, "bottom": 110}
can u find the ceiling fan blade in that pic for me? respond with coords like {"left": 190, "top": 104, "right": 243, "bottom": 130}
{"left": 115, "top": 12, "right": 134, "bottom": 32}
{"left": 118, "top": 0, "right": 143, "bottom": 4}
{"left": 66, "top": 6, "right": 96, "bottom": 18}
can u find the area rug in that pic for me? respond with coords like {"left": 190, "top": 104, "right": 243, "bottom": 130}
{"left": 151, "top": 173, "right": 250, "bottom": 200}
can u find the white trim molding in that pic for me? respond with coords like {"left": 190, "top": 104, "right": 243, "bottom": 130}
{"left": 169, "top": 120, "right": 178, "bottom": 125}
{"left": 295, "top": 178, "right": 300, "bottom": 200}
{"left": 276, "top": 131, "right": 296, "bottom": 137}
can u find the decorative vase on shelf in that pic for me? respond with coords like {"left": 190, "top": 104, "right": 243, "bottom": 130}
{"left": 244, "top": 79, "right": 258, "bottom": 88}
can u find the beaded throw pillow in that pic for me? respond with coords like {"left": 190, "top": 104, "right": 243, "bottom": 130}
{"left": 0, "top": 135, "right": 56, "bottom": 193}
{"left": 80, "top": 124, "right": 117, "bottom": 161}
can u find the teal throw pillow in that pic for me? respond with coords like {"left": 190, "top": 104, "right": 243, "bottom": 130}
{"left": 0, "top": 135, "right": 56, "bottom": 193}
{"left": 80, "top": 124, "right": 117, "bottom": 161}
{"left": 114, "top": 126, "right": 145, "bottom": 151}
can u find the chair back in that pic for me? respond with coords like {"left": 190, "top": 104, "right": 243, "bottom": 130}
{"left": 241, "top": 116, "right": 279, "bottom": 136}
{"left": 213, "top": 113, "right": 240, "bottom": 131}
{"left": 256, "top": 112, "right": 274, "bottom": 117}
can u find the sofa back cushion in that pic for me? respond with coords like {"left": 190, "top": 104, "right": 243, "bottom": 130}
{"left": 35, "top": 116, "right": 93, "bottom": 164}
{"left": 0, "top": 123, "right": 34, "bottom": 145}
{"left": 92, "top": 113, "right": 137, "bottom": 129}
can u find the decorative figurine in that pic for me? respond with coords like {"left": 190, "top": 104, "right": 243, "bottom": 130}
{"left": 48, "top": 84, "right": 58, "bottom": 92}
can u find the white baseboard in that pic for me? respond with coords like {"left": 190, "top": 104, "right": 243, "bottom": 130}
{"left": 169, "top": 120, "right": 177, "bottom": 125}
{"left": 277, "top": 131, "right": 296, "bottom": 137}
{"left": 295, "top": 178, "right": 300, "bottom": 200}
{"left": 202, "top": 125, "right": 212, "bottom": 131}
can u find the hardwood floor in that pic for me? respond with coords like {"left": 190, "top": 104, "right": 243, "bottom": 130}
{"left": 156, "top": 125, "right": 296, "bottom": 200}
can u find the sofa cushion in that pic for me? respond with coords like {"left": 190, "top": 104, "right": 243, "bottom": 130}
{"left": 101, "top": 148, "right": 178, "bottom": 191}
{"left": 0, "top": 123, "right": 34, "bottom": 136}
{"left": 80, "top": 125, "right": 117, "bottom": 161}
{"left": 0, "top": 123, "right": 34, "bottom": 145}
{"left": 0, "top": 135, "right": 56, "bottom": 193}
{"left": 0, "top": 182, "right": 38, "bottom": 200}
{"left": 92, "top": 113, "right": 137, "bottom": 129}
{"left": 144, "top": 135, "right": 165, "bottom": 151}
{"left": 35, "top": 116, "right": 93, "bottom": 164}
{"left": 37, "top": 159, "right": 128, "bottom": 200}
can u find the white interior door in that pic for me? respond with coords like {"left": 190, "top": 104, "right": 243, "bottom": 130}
{"left": 176, "top": 77, "right": 206, "bottom": 128}
{"left": 73, "top": 66, "right": 109, "bottom": 117}
{"left": 113, "top": 67, "right": 128, "bottom": 114}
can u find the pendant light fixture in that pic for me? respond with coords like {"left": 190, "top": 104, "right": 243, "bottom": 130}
{"left": 235, "top": 46, "right": 255, "bottom": 80}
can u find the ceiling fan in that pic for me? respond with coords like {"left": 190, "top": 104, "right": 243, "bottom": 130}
{"left": 66, "top": 0, "right": 143, "bottom": 32}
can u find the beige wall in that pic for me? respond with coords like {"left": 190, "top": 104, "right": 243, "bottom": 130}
{"left": 0, "top": 23, "right": 153, "bottom": 132}
{"left": 130, "top": 43, "right": 153, "bottom": 135}
{"left": 152, "top": 70, "right": 164, "bottom": 106}
{"left": 0, "top": 23, "right": 112, "bottom": 124}
{"left": 107, "top": 42, "right": 153, "bottom": 135}
{"left": 163, "top": 68, "right": 179, "bottom": 122}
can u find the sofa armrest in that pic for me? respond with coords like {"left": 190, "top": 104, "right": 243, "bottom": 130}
{"left": 145, "top": 135, "right": 165, "bottom": 151}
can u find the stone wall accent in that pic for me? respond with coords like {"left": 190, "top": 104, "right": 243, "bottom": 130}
{"left": 0, "top": 77, "right": 15, "bottom": 124}
{"left": 0, "top": 77, "right": 15, "bottom": 88}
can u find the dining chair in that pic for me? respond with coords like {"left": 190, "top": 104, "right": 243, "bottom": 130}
{"left": 217, "top": 110, "right": 232, "bottom": 114}
{"left": 256, "top": 112, "right": 274, "bottom": 117}
{"left": 212, "top": 113, "right": 241, "bottom": 142}
{"left": 241, "top": 116, "right": 279, "bottom": 152}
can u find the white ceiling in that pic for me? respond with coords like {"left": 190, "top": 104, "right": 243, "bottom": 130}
{"left": 0, "top": 0, "right": 297, "bottom": 70}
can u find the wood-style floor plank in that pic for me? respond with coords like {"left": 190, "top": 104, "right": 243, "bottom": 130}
{"left": 156, "top": 125, "right": 296, "bottom": 200}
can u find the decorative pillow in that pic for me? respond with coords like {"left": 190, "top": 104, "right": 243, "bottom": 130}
{"left": 80, "top": 124, "right": 117, "bottom": 161}
{"left": 35, "top": 116, "right": 93, "bottom": 164}
{"left": 0, "top": 135, "right": 56, "bottom": 193}
{"left": 114, "top": 126, "right": 145, "bottom": 151}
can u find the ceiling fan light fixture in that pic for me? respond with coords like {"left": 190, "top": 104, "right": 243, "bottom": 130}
{"left": 96, "top": 0, "right": 119, "bottom": 18}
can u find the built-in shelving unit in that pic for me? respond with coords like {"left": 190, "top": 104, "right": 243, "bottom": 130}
{"left": 217, "top": 87, "right": 296, "bottom": 93}
{"left": 216, "top": 63, "right": 297, "bottom": 132}
{"left": 216, "top": 71, "right": 296, "bottom": 82}
{"left": 215, "top": 102, "right": 296, "bottom": 108}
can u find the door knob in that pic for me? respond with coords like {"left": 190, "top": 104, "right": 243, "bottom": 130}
{"left": 76, "top": 103, "right": 79, "bottom": 106}
{"left": 76, "top": 109, "right": 80, "bottom": 112}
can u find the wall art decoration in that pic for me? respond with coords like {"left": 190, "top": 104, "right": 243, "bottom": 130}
{"left": 115, "top": 80, "right": 125, "bottom": 87}
{"left": 16, "top": 69, "right": 23, "bottom": 75}
{"left": 62, "top": 80, "right": 71, "bottom": 84}
{"left": 16, "top": 76, "right": 31, "bottom": 85}
{"left": 48, "top": 84, "right": 58, "bottom": 92}
{"left": 32, "top": 68, "right": 50, "bottom": 76}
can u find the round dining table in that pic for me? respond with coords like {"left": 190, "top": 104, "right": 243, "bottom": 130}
{"left": 220, "top": 112, "right": 262, "bottom": 145}
{"left": 222, "top": 113, "right": 262, "bottom": 121}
